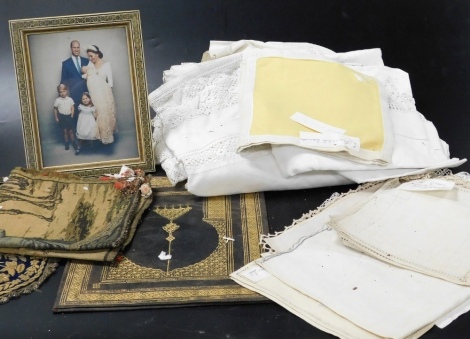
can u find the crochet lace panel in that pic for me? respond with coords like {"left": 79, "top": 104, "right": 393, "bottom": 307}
{"left": 260, "top": 169, "right": 464, "bottom": 252}
{"left": 383, "top": 76, "right": 416, "bottom": 112}
{"left": 150, "top": 55, "right": 243, "bottom": 183}
{"left": 177, "top": 135, "right": 270, "bottom": 174}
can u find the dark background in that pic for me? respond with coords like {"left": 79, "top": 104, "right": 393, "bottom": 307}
{"left": 1, "top": 1, "right": 469, "bottom": 338}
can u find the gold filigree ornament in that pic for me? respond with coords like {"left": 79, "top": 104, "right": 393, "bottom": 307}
{"left": 155, "top": 205, "right": 192, "bottom": 272}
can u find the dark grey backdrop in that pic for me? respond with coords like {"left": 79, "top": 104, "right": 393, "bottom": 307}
{"left": 0, "top": 1, "right": 469, "bottom": 338}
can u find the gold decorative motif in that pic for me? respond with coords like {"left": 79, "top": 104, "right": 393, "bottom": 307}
{"left": 60, "top": 259, "right": 256, "bottom": 304}
{"left": 240, "top": 193, "right": 264, "bottom": 265}
{"left": 104, "top": 197, "right": 229, "bottom": 281}
{"left": 149, "top": 177, "right": 173, "bottom": 188}
{"left": 155, "top": 205, "right": 192, "bottom": 273}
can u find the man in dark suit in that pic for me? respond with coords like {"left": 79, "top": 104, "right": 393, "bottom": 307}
{"left": 60, "top": 40, "right": 89, "bottom": 120}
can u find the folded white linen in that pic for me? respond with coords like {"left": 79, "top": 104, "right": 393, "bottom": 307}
{"left": 231, "top": 262, "right": 390, "bottom": 339}
{"left": 255, "top": 186, "right": 470, "bottom": 338}
{"left": 336, "top": 158, "right": 466, "bottom": 183}
{"left": 202, "top": 40, "right": 336, "bottom": 61}
{"left": 149, "top": 40, "right": 464, "bottom": 196}
{"left": 329, "top": 173, "right": 470, "bottom": 286}
{"left": 435, "top": 297, "right": 470, "bottom": 329}
{"left": 262, "top": 180, "right": 387, "bottom": 252}
{"left": 231, "top": 261, "right": 435, "bottom": 339}
{"left": 202, "top": 40, "right": 384, "bottom": 67}
{"left": 259, "top": 229, "right": 470, "bottom": 338}
{"left": 150, "top": 53, "right": 354, "bottom": 195}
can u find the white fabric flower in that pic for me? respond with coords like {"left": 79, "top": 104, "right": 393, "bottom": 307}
{"left": 139, "top": 183, "right": 152, "bottom": 198}
{"left": 119, "top": 165, "right": 135, "bottom": 178}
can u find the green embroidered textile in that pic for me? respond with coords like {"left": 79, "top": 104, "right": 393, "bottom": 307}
{"left": 0, "top": 168, "right": 152, "bottom": 261}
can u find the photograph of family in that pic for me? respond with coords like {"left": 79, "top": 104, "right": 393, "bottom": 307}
{"left": 28, "top": 27, "right": 140, "bottom": 169}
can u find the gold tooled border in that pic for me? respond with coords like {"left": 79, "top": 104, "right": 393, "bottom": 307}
{"left": 55, "top": 186, "right": 267, "bottom": 309}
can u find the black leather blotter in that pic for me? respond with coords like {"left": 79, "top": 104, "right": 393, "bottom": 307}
{"left": 53, "top": 177, "right": 268, "bottom": 312}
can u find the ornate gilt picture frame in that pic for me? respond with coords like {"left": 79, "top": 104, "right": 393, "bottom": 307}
{"left": 9, "top": 10, "right": 154, "bottom": 176}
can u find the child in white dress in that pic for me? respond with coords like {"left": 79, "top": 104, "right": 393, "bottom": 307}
{"left": 75, "top": 92, "right": 98, "bottom": 155}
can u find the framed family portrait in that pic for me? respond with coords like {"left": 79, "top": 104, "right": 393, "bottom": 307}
{"left": 9, "top": 10, "right": 155, "bottom": 176}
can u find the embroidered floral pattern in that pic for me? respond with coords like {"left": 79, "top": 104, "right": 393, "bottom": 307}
{"left": 0, "top": 254, "right": 58, "bottom": 304}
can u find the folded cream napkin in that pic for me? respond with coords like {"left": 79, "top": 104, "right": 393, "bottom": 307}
{"left": 231, "top": 174, "right": 470, "bottom": 338}
{"left": 329, "top": 173, "right": 470, "bottom": 286}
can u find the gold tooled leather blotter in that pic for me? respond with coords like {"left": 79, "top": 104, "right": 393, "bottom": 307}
{"left": 53, "top": 177, "right": 268, "bottom": 311}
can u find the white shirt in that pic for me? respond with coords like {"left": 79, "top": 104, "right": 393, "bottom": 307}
{"left": 54, "top": 96, "right": 74, "bottom": 115}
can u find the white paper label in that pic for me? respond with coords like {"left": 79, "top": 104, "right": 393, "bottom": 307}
{"left": 291, "top": 112, "right": 346, "bottom": 135}
{"left": 398, "top": 179, "right": 455, "bottom": 191}
{"left": 241, "top": 265, "right": 271, "bottom": 282}
{"left": 158, "top": 251, "right": 172, "bottom": 260}
{"left": 299, "top": 131, "right": 360, "bottom": 151}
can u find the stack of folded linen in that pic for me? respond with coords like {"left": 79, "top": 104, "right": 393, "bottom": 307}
{"left": 0, "top": 167, "right": 152, "bottom": 261}
{"left": 231, "top": 171, "right": 470, "bottom": 338}
{"left": 149, "top": 40, "right": 465, "bottom": 196}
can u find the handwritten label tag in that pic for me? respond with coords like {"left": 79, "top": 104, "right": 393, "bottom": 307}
{"left": 291, "top": 112, "right": 346, "bottom": 135}
{"left": 398, "top": 179, "right": 455, "bottom": 191}
{"left": 241, "top": 265, "right": 271, "bottom": 282}
{"left": 299, "top": 131, "right": 360, "bottom": 151}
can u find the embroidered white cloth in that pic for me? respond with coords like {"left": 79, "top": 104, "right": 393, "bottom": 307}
{"left": 149, "top": 53, "right": 353, "bottom": 196}
{"left": 148, "top": 40, "right": 464, "bottom": 196}
{"left": 329, "top": 173, "right": 470, "bottom": 286}
{"left": 230, "top": 176, "right": 470, "bottom": 338}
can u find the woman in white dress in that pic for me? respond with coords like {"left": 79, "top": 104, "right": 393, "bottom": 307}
{"left": 82, "top": 45, "right": 117, "bottom": 144}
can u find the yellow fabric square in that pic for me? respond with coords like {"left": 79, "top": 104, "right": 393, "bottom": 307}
{"left": 251, "top": 57, "right": 384, "bottom": 151}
